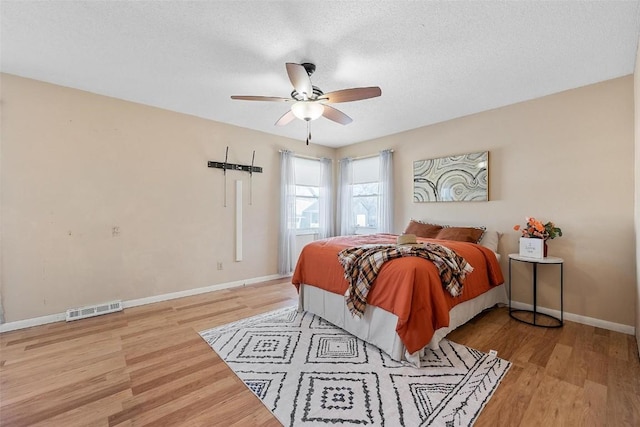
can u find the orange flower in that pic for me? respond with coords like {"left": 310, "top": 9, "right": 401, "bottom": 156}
{"left": 514, "top": 217, "right": 563, "bottom": 240}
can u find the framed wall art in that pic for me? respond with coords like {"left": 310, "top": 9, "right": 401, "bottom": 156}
{"left": 413, "top": 151, "right": 488, "bottom": 202}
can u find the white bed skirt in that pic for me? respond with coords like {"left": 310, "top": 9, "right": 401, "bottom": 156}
{"left": 298, "top": 283, "right": 507, "bottom": 366}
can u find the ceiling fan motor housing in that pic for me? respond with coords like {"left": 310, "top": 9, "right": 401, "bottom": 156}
{"left": 300, "top": 62, "right": 316, "bottom": 76}
{"left": 291, "top": 86, "right": 324, "bottom": 101}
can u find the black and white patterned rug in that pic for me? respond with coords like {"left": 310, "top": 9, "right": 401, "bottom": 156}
{"left": 199, "top": 306, "right": 510, "bottom": 426}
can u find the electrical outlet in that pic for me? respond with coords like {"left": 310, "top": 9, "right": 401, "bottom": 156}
{"left": 217, "top": 262, "right": 223, "bottom": 270}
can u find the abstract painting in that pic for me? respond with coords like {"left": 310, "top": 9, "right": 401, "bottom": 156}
{"left": 413, "top": 151, "right": 488, "bottom": 202}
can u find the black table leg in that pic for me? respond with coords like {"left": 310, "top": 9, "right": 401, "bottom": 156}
{"left": 532, "top": 262, "right": 537, "bottom": 325}
{"left": 509, "top": 255, "right": 563, "bottom": 328}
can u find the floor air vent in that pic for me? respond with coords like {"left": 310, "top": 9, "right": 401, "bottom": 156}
{"left": 66, "top": 300, "right": 123, "bottom": 321}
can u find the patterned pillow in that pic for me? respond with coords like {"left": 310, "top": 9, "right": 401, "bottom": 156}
{"left": 404, "top": 219, "right": 443, "bottom": 238}
{"left": 436, "top": 226, "right": 486, "bottom": 244}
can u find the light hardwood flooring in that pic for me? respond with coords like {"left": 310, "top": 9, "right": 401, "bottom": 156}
{"left": 1, "top": 279, "right": 639, "bottom": 426}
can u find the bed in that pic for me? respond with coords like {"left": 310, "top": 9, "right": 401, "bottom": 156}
{"left": 291, "top": 232, "right": 506, "bottom": 366}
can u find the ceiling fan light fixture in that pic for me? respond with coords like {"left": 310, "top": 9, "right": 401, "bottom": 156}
{"left": 291, "top": 101, "right": 324, "bottom": 121}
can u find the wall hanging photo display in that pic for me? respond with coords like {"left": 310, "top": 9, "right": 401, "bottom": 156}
{"left": 413, "top": 151, "right": 488, "bottom": 202}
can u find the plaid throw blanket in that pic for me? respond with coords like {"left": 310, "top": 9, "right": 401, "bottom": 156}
{"left": 338, "top": 243, "right": 474, "bottom": 319}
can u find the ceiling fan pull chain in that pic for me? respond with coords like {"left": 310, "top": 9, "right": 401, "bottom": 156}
{"left": 306, "top": 121, "right": 311, "bottom": 145}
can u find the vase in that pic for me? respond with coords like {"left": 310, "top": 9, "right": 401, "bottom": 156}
{"left": 544, "top": 241, "right": 548, "bottom": 257}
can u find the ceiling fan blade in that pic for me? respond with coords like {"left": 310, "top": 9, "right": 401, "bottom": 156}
{"left": 231, "top": 95, "right": 291, "bottom": 102}
{"left": 320, "top": 87, "right": 382, "bottom": 103}
{"left": 275, "top": 110, "right": 296, "bottom": 126}
{"left": 286, "top": 63, "right": 313, "bottom": 99}
{"left": 322, "top": 105, "right": 353, "bottom": 125}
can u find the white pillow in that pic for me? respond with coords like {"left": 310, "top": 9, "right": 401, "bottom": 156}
{"left": 479, "top": 230, "right": 502, "bottom": 253}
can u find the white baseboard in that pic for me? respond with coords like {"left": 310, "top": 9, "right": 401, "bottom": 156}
{"left": 0, "top": 312, "right": 67, "bottom": 333}
{"left": 0, "top": 274, "right": 288, "bottom": 333}
{"left": 123, "top": 273, "right": 286, "bottom": 309}
{"left": 2, "top": 283, "right": 634, "bottom": 337}
{"left": 510, "top": 301, "right": 635, "bottom": 335}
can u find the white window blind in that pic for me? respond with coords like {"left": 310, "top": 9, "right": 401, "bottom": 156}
{"left": 353, "top": 156, "right": 380, "bottom": 184}
{"left": 294, "top": 158, "right": 321, "bottom": 186}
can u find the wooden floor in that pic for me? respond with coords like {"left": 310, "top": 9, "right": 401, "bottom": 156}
{"left": 1, "top": 280, "right": 639, "bottom": 426}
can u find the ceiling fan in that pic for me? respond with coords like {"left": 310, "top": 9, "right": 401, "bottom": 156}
{"left": 231, "top": 62, "right": 382, "bottom": 145}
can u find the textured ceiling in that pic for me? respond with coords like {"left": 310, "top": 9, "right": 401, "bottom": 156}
{"left": 2, "top": 1, "right": 639, "bottom": 148}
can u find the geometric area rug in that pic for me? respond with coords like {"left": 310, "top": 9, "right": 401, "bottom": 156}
{"left": 199, "top": 306, "right": 511, "bottom": 426}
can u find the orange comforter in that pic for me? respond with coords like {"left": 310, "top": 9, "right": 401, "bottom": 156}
{"left": 291, "top": 233, "right": 504, "bottom": 353}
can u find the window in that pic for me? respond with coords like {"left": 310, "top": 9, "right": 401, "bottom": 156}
{"left": 352, "top": 156, "right": 380, "bottom": 234}
{"left": 294, "top": 157, "right": 321, "bottom": 234}
{"left": 338, "top": 150, "right": 391, "bottom": 236}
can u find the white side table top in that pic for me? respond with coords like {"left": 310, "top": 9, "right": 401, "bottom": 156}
{"left": 508, "top": 253, "right": 564, "bottom": 264}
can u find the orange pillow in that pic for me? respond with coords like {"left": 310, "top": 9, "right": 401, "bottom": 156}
{"left": 436, "top": 226, "right": 486, "bottom": 243}
{"left": 404, "top": 220, "right": 443, "bottom": 238}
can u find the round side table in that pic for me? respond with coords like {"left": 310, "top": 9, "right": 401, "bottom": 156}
{"left": 508, "top": 253, "right": 564, "bottom": 328}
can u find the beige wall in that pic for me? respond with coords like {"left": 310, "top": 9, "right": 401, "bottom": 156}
{"left": 0, "top": 73, "right": 335, "bottom": 322}
{"left": 1, "top": 72, "right": 637, "bottom": 330}
{"left": 338, "top": 76, "right": 636, "bottom": 327}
